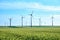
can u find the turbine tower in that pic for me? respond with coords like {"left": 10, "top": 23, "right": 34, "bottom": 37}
{"left": 39, "top": 18, "right": 41, "bottom": 26}
{"left": 29, "top": 11, "right": 33, "bottom": 27}
{"left": 21, "top": 16, "right": 24, "bottom": 27}
{"left": 9, "top": 18, "right": 12, "bottom": 27}
{"left": 4, "top": 22, "right": 6, "bottom": 27}
{"left": 52, "top": 16, "right": 54, "bottom": 26}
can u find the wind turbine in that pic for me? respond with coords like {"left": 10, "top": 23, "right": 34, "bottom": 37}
{"left": 21, "top": 16, "right": 24, "bottom": 27}
{"left": 39, "top": 18, "right": 41, "bottom": 26}
{"left": 4, "top": 22, "right": 6, "bottom": 27}
{"left": 9, "top": 18, "right": 12, "bottom": 27}
{"left": 51, "top": 16, "right": 54, "bottom": 26}
{"left": 29, "top": 11, "right": 33, "bottom": 27}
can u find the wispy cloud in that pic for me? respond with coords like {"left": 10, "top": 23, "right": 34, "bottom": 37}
{"left": 0, "top": 2, "right": 60, "bottom": 11}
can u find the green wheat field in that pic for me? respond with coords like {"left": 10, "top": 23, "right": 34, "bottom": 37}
{"left": 0, "top": 26, "right": 60, "bottom": 40}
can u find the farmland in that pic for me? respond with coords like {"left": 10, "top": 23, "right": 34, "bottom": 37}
{"left": 0, "top": 26, "right": 60, "bottom": 40}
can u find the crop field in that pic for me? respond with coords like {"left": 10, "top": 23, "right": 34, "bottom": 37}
{"left": 0, "top": 26, "right": 60, "bottom": 40}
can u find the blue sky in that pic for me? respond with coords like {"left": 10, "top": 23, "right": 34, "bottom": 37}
{"left": 0, "top": 0, "right": 60, "bottom": 26}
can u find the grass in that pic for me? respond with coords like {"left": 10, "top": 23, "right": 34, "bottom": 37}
{"left": 0, "top": 26, "right": 60, "bottom": 40}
